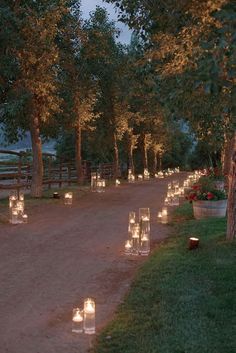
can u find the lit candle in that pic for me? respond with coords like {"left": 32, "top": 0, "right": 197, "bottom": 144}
{"left": 131, "top": 223, "right": 140, "bottom": 255}
{"left": 189, "top": 237, "right": 199, "bottom": 250}
{"left": 125, "top": 240, "right": 132, "bottom": 255}
{"left": 115, "top": 179, "right": 121, "bottom": 186}
{"left": 161, "top": 207, "right": 168, "bottom": 224}
{"left": 9, "top": 195, "right": 17, "bottom": 209}
{"left": 11, "top": 208, "right": 18, "bottom": 225}
{"left": 53, "top": 192, "right": 60, "bottom": 199}
{"left": 72, "top": 308, "right": 83, "bottom": 333}
{"left": 83, "top": 298, "right": 95, "bottom": 334}
{"left": 157, "top": 211, "right": 162, "bottom": 222}
{"left": 64, "top": 192, "right": 73, "bottom": 205}
{"left": 22, "top": 214, "right": 28, "bottom": 224}
{"left": 140, "top": 234, "right": 150, "bottom": 256}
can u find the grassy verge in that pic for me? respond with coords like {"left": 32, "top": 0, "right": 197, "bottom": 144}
{"left": 0, "top": 185, "right": 90, "bottom": 223}
{"left": 92, "top": 203, "right": 236, "bottom": 353}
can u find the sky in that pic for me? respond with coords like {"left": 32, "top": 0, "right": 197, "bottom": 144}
{"left": 80, "top": 0, "right": 132, "bottom": 44}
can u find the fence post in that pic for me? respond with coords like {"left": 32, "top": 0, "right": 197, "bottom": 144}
{"left": 59, "top": 159, "right": 62, "bottom": 188}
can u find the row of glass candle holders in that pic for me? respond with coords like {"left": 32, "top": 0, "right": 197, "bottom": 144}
{"left": 157, "top": 172, "right": 201, "bottom": 224}
{"left": 72, "top": 298, "right": 95, "bottom": 334}
{"left": 128, "top": 167, "right": 180, "bottom": 183}
{"left": 9, "top": 192, "right": 28, "bottom": 224}
{"left": 125, "top": 208, "right": 151, "bottom": 256}
{"left": 91, "top": 172, "right": 106, "bottom": 192}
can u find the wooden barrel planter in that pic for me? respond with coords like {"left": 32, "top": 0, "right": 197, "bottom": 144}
{"left": 193, "top": 200, "right": 227, "bottom": 220}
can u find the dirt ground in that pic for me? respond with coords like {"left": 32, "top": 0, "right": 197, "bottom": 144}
{"left": 0, "top": 174, "right": 187, "bottom": 353}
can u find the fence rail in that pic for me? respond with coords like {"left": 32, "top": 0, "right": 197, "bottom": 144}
{"left": 0, "top": 150, "right": 120, "bottom": 193}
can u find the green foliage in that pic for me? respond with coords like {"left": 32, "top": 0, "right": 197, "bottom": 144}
{"left": 92, "top": 204, "right": 236, "bottom": 353}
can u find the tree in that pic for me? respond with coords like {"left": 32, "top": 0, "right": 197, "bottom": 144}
{"left": 57, "top": 5, "right": 98, "bottom": 182}
{"left": 108, "top": 0, "right": 236, "bottom": 239}
{"left": 82, "top": 7, "right": 128, "bottom": 177}
{"left": 1, "top": 1, "right": 65, "bottom": 197}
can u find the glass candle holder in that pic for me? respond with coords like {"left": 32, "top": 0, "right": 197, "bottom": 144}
{"left": 91, "top": 172, "right": 97, "bottom": 192}
{"left": 64, "top": 192, "right": 73, "bottom": 205}
{"left": 124, "top": 240, "right": 132, "bottom": 255}
{"left": 138, "top": 174, "right": 143, "bottom": 181}
{"left": 164, "top": 197, "right": 170, "bottom": 206}
{"left": 22, "top": 214, "right": 28, "bottom": 224}
{"left": 72, "top": 308, "right": 84, "bottom": 333}
{"left": 83, "top": 298, "right": 95, "bottom": 334}
{"left": 97, "top": 179, "right": 105, "bottom": 193}
{"left": 139, "top": 208, "right": 150, "bottom": 222}
{"left": 131, "top": 223, "right": 140, "bottom": 255}
{"left": 11, "top": 208, "right": 19, "bottom": 225}
{"left": 19, "top": 192, "right": 24, "bottom": 201}
{"left": 9, "top": 192, "right": 17, "bottom": 209}
{"left": 101, "top": 179, "right": 106, "bottom": 192}
{"left": 96, "top": 180, "right": 103, "bottom": 193}
{"left": 140, "top": 231, "right": 150, "bottom": 256}
{"left": 128, "top": 211, "right": 136, "bottom": 233}
{"left": 128, "top": 170, "right": 134, "bottom": 183}
{"left": 143, "top": 169, "right": 150, "bottom": 180}
{"left": 161, "top": 207, "right": 168, "bottom": 224}
{"left": 140, "top": 218, "right": 150, "bottom": 236}
{"left": 172, "top": 196, "right": 180, "bottom": 206}
{"left": 157, "top": 211, "right": 162, "bottom": 223}
{"left": 115, "top": 179, "right": 120, "bottom": 186}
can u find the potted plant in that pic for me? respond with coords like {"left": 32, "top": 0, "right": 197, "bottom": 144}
{"left": 187, "top": 177, "right": 227, "bottom": 220}
{"left": 205, "top": 167, "right": 226, "bottom": 191}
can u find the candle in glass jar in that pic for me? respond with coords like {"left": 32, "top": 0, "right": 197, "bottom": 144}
{"left": 125, "top": 240, "right": 132, "bottom": 255}
{"left": 11, "top": 208, "right": 18, "bottom": 225}
{"left": 115, "top": 179, "right": 120, "bottom": 186}
{"left": 157, "top": 211, "right": 162, "bottom": 222}
{"left": 22, "top": 214, "right": 28, "bottom": 223}
{"left": 83, "top": 298, "right": 95, "bottom": 334}
{"left": 72, "top": 308, "right": 83, "bottom": 333}
{"left": 64, "top": 192, "right": 73, "bottom": 205}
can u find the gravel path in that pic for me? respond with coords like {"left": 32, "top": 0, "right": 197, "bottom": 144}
{"left": 0, "top": 174, "right": 187, "bottom": 353}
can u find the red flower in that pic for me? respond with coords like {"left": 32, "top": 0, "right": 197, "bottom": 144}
{"left": 207, "top": 192, "right": 214, "bottom": 200}
{"left": 192, "top": 185, "right": 200, "bottom": 191}
{"left": 189, "top": 192, "right": 197, "bottom": 201}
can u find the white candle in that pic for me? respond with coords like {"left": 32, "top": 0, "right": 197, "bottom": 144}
{"left": 83, "top": 298, "right": 95, "bottom": 334}
{"left": 72, "top": 308, "right": 83, "bottom": 333}
{"left": 84, "top": 300, "right": 95, "bottom": 314}
{"left": 115, "top": 179, "right": 120, "bottom": 185}
{"left": 73, "top": 311, "right": 83, "bottom": 322}
{"left": 22, "top": 214, "right": 28, "bottom": 223}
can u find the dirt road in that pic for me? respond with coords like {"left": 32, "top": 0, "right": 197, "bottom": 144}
{"left": 0, "top": 174, "right": 187, "bottom": 353}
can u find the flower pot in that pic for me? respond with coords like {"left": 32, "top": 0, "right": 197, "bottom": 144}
{"left": 193, "top": 200, "right": 227, "bottom": 220}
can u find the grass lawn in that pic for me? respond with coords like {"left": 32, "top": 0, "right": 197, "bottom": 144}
{"left": 0, "top": 185, "right": 90, "bottom": 223}
{"left": 92, "top": 203, "right": 236, "bottom": 353}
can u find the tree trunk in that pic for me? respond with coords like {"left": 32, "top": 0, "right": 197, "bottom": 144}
{"left": 127, "top": 132, "right": 134, "bottom": 174}
{"left": 226, "top": 131, "right": 236, "bottom": 240}
{"left": 159, "top": 154, "right": 163, "bottom": 171}
{"left": 113, "top": 132, "right": 119, "bottom": 178}
{"left": 222, "top": 135, "right": 234, "bottom": 176}
{"left": 153, "top": 150, "right": 158, "bottom": 174}
{"left": 140, "top": 133, "right": 148, "bottom": 170}
{"left": 75, "top": 123, "right": 83, "bottom": 183}
{"left": 30, "top": 116, "right": 43, "bottom": 198}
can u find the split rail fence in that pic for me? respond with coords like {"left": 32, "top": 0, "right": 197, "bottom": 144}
{"left": 0, "top": 149, "right": 120, "bottom": 193}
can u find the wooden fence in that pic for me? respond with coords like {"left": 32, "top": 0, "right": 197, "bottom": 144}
{"left": 0, "top": 149, "right": 120, "bottom": 193}
{"left": 0, "top": 150, "right": 31, "bottom": 192}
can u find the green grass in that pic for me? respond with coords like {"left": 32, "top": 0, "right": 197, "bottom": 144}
{"left": 92, "top": 203, "right": 236, "bottom": 353}
{"left": 0, "top": 185, "right": 90, "bottom": 223}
